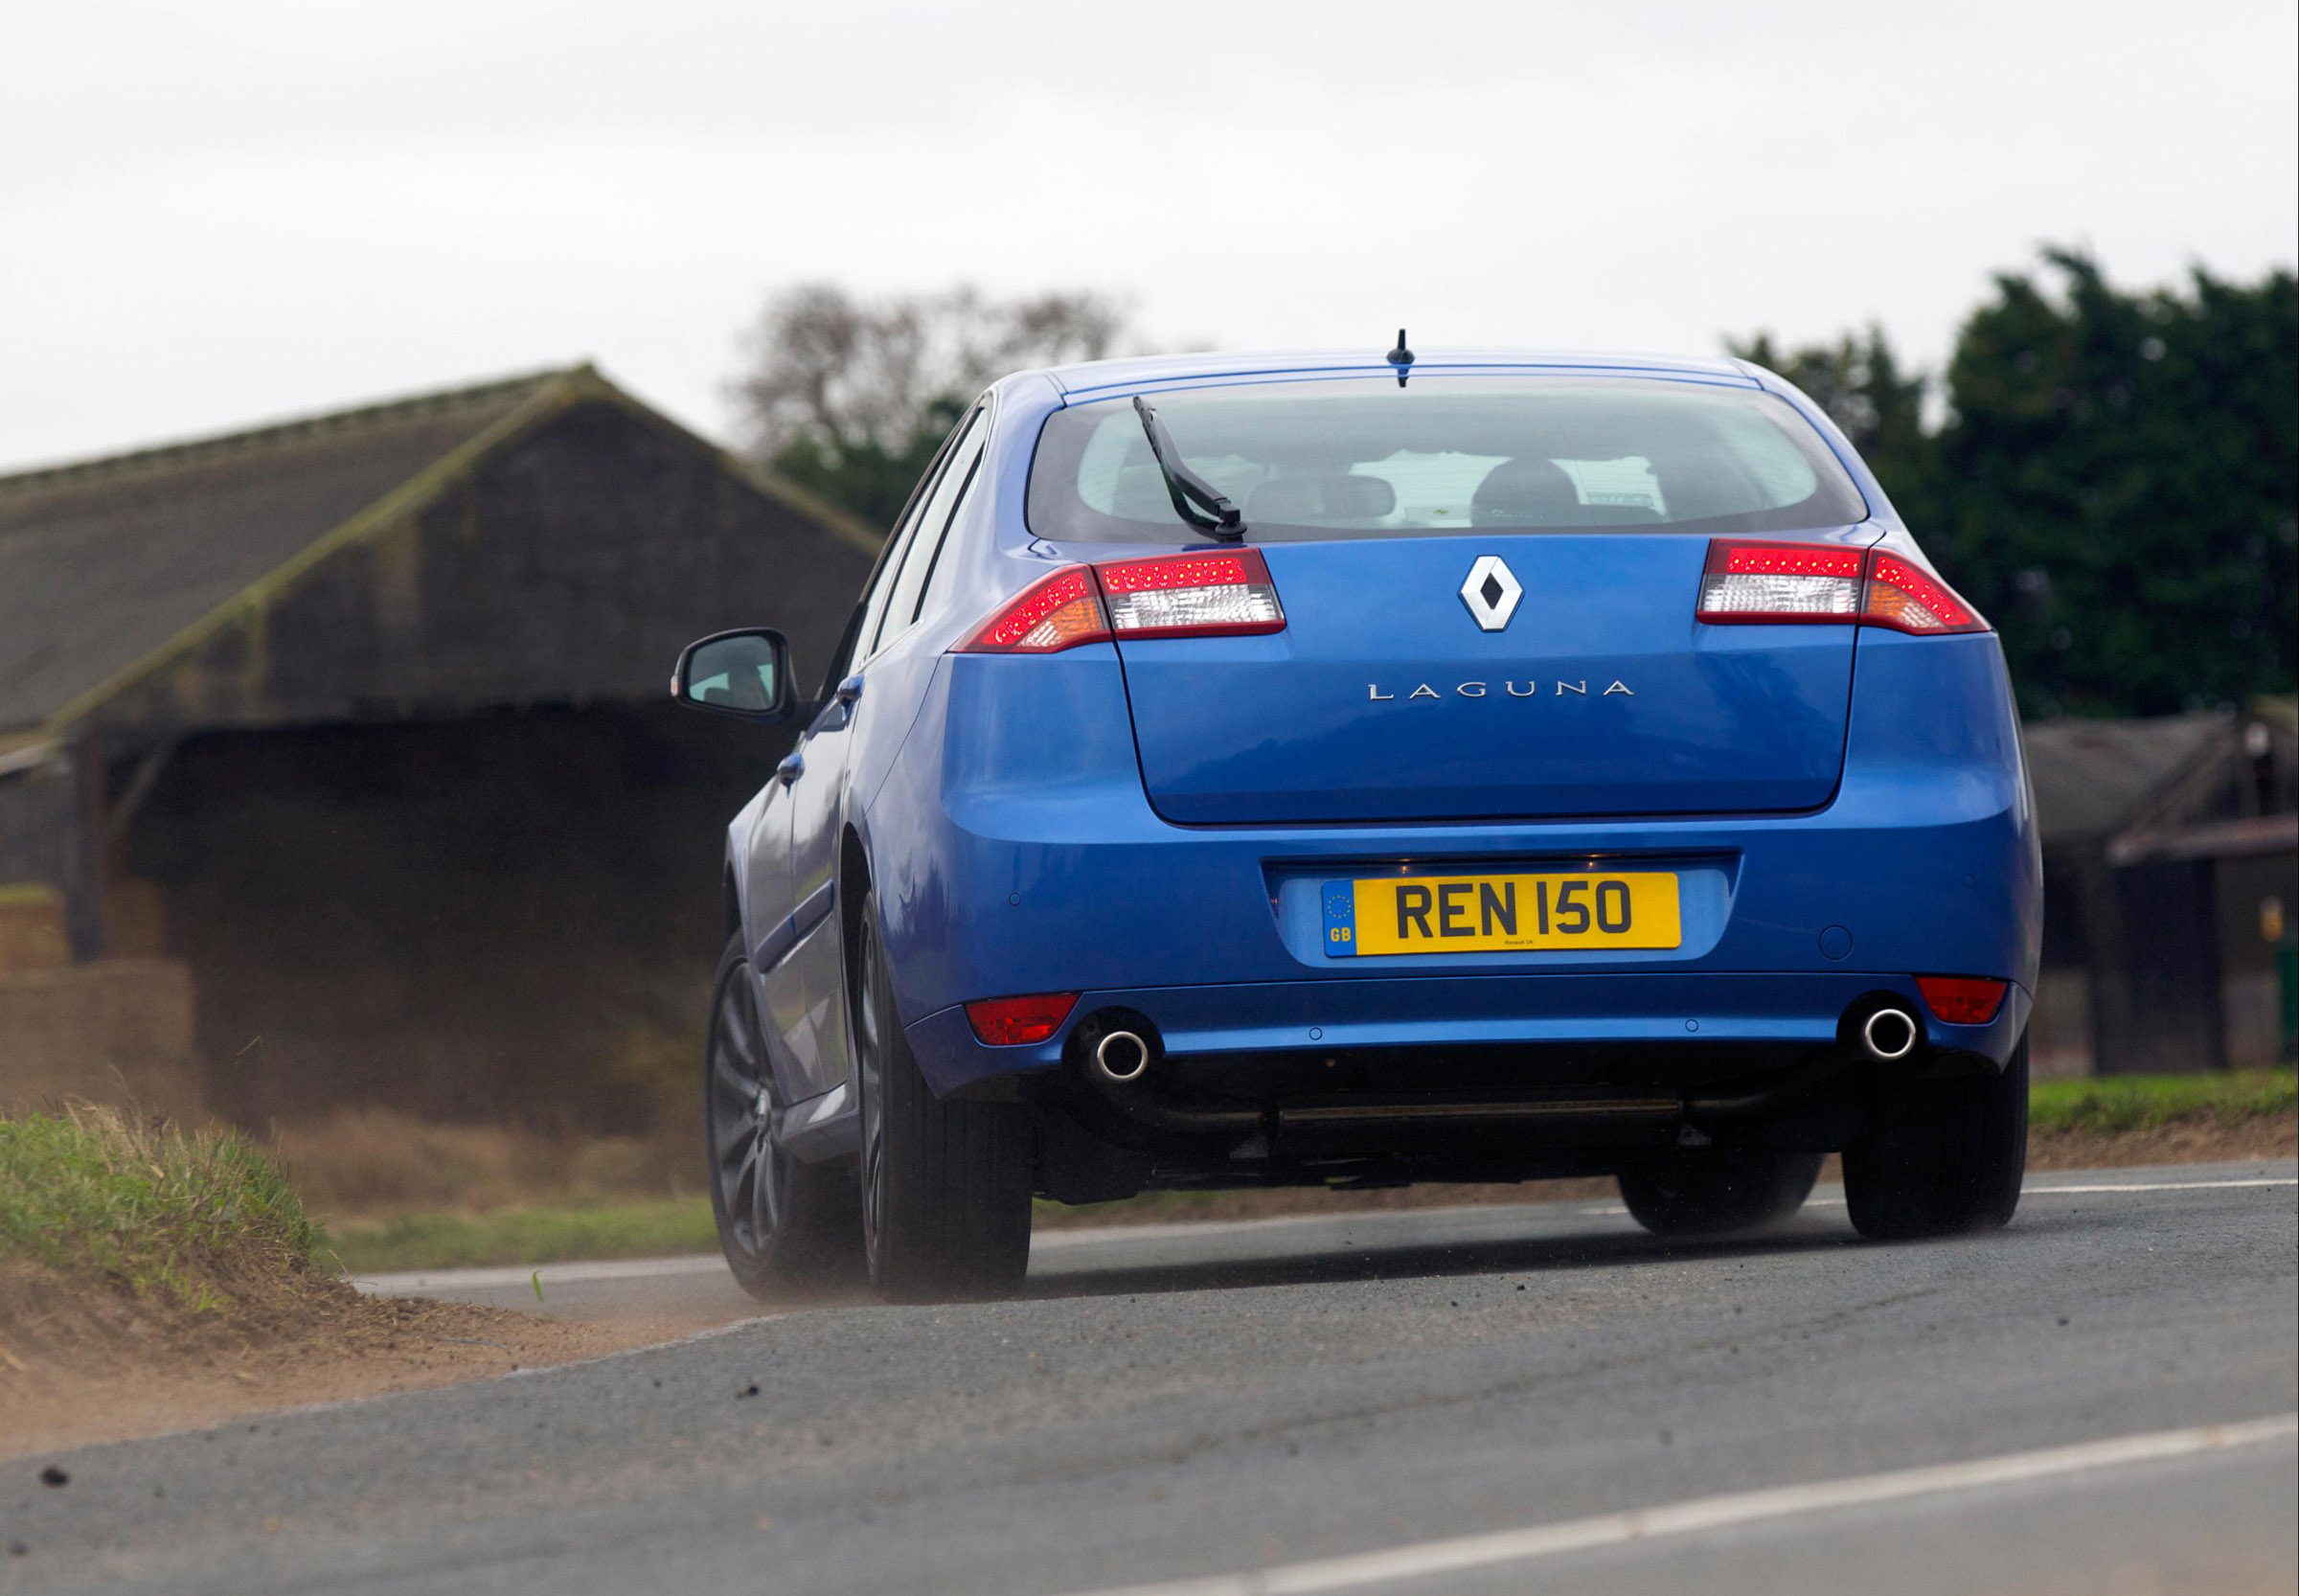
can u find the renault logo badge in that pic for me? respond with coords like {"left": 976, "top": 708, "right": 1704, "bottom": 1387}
{"left": 1460, "top": 556, "right": 1522, "bottom": 631}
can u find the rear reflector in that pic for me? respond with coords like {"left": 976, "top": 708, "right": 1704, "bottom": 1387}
{"left": 957, "top": 566, "right": 1111, "bottom": 653}
{"left": 1696, "top": 540, "right": 1986, "bottom": 634}
{"left": 1915, "top": 975, "right": 2009, "bottom": 1026}
{"left": 1095, "top": 549, "right": 1286, "bottom": 639}
{"left": 965, "top": 992, "right": 1080, "bottom": 1046}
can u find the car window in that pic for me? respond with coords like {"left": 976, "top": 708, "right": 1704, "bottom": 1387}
{"left": 881, "top": 418, "right": 986, "bottom": 645}
{"left": 870, "top": 408, "right": 983, "bottom": 655}
{"left": 1027, "top": 376, "right": 1870, "bottom": 542}
{"left": 908, "top": 446, "right": 983, "bottom": 626}
{"left": 852, "top": 465, "right": 947, "bottom": 671}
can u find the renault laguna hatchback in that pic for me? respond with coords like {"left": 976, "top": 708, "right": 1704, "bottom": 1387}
{"left": 673, "top": 346, "right": 2040, "bottom": 1301}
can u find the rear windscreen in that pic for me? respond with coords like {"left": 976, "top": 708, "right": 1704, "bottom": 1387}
{"left": 1026, "top": 376, "right": 1871, "bottom": 542}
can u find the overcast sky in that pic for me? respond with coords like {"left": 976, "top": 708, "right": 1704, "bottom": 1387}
{"left": 5, "top": 0, "right": 2293, "bottom": 470}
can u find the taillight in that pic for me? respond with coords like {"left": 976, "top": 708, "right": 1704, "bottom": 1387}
{"left": 1696, "top": 541, "right": 1865, "bottom": 622}
{"left": 1916, "top": 975, "right": 2008, "bottom": 1026}
{"left": 957, "top": 566, "right": 1111, "bottom": 653}
{"left": 965, "top": 992, "right": 1079, "bottom": 1045}
{"left": 1863, "top": 554, "right": 1983, "bottom": 634}
{"left": 1696, "top": 540, "right": 1986, "bottom": 634}
{"left": 1095, "top": 549, "right": 1286, "bottom": 638}
{"left": 958, "top": 550, "right": 1286, "bottom": 654}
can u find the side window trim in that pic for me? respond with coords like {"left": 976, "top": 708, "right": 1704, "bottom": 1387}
{"left": 867, "top": 405, "right": 984, "bottom": 659}
{"left": 843, "top": 403, "right": 981, "bottom": 669}
{"left": 854, "top": 514, "right": 922, "bottom": 665}
{"left": 907, "top": 450, "right": 983, "bottom": 627}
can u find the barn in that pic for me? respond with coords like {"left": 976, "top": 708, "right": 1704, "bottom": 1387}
{"left": 0, "top": 367, "right": 875, "bottom": 1126}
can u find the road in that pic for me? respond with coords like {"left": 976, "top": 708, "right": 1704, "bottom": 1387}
{"left": 5, "top": 1161, "right": 2293, "bottom": 1595}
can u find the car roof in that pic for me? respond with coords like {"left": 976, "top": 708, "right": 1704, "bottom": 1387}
{"left": 1040, "top": 348, "right": 1756, "bottom": 399}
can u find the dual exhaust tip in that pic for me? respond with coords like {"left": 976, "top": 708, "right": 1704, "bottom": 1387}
{"left": 1085, "top": 1007, "right": 1921, "bottom": 1085}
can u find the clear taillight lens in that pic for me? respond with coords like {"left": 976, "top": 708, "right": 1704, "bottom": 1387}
{"left": 1696, "top": 540, "right": 1986, "bottom": 634}
{"left": 1095, "top": 549, "right": 1286, "bottom": 638}
{"left": 957, "top": 566, "right": 1111, "bottom": 653}
{"left": 1696, "top": 541, "right": 1866, "bottom": 622}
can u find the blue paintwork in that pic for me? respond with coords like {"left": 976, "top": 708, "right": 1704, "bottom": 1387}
{"left": 1118, "top": 534, "right": 1872, "bottom": 823}
{"left": 715, "top": 351, "right": 2041, "bottom": 1142}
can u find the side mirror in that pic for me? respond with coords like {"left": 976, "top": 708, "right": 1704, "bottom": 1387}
{"left": 671, "top": 628, "right": 797, "bottom": 722}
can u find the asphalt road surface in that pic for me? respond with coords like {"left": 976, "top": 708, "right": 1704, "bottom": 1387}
{"left": 7, "top": 1161, "right": 2293, "bottom": 1596}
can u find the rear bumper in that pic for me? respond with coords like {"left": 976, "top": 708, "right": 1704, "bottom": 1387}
{"left": 869, "top": 629, "right": 2042, "bottom": 1099}
{"left": 905, "top": 969, "right": 2033, "bottom": 1097}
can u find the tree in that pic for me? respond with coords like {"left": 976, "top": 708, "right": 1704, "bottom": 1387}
{"left": 1733, "top": 252, "right": 2297, "bottom": 718}
{"left": 729, "top": 284, "right": 1132, "bottom": 531}
{"left": 1933, "top": 251, "right": 2296, "bottom": 718}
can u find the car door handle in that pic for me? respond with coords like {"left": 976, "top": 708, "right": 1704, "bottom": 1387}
{"left": 835, "top": 674, "right": 865, "bottom": 708}
{"left": 776, "top": 752, "right": 804, "bottom": 786}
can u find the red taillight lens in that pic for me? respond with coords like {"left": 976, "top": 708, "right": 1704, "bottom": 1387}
{"left": 957, "top": 566, "right": 1111, "bottom": 653}
{"left": 964, "top": 992, "right": 1079, "bottom": 1046}
{"left": 1094, "top": 549, "right": 1286, "bottom": 638}
{"left": 1696, "top": 540, "right": 1865, "bottom": 623}
{"left": 958, "top": 551, "right": 1286, "bottom": 654}
{"left": 1696, "top": 540, "right": 1987, "bottom": 634}
{"left": 1916, "top": 975, "right": 2008, "bottom": 1026}
{"left": 1863, "top": 554, "right": 1984, "bottom": 634}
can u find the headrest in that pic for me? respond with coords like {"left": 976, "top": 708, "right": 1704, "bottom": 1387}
{"left": 1246, "top": 472, "right": 1397, "bottom": 524}
{"left": 1471, "top": 458, "right": 1585, "bottom": 527}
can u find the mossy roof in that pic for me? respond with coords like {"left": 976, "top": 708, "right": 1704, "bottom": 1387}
{"left": 0, "top": 367, "right": 876, "bottom": 738}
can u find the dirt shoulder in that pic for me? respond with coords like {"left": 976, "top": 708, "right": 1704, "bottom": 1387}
{"left": 0, "top": 1277, "right": 717, "bottom": 1460}
{"left": 0, "top": 1108, "right": 762, "bottom": 1461}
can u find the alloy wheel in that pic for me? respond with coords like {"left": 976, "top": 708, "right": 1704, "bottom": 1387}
{"left": 707, "top": 964, "right": 785, "bottom": 1259}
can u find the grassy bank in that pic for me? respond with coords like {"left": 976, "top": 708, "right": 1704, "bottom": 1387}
{"left": 312, "top": 1069, "right": 2297, "bottom": 1274}
{"left": 0, "top": 1106, "right": 336, "bottom": 1360}
{"left": 2030, "top": 1069, "right": 2295, "bottom": 1134}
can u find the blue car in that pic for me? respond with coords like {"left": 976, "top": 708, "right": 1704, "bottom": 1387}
{"left": 673, "top": 345, "right": 2041, "bottom": 1300}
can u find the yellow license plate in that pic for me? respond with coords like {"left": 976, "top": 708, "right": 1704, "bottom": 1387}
{"left": 1322, "top": 872, "right": 1681, "bottom": 956}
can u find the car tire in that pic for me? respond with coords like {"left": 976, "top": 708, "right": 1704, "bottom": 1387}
{"left": 1843, "top": 1034, "right": 2029, "bottom": 1242}
{"left": 854, "top": 893, "right": 1033, "bottom": 1302}
{"left": 704, "top": 933, "right": 860, "bottom": 1298}
{"left": 1617, "top": 1148, "right": 1824, "bottom": 1237}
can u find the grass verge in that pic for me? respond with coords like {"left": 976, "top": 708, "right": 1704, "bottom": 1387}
{"left": 328, "top": 1197, "right": 719, "bottom": 1273}
{"left": 0, "top": 1106, "right": 335, "bottom": 1362}
{"left": 2029, "top": 1069, "right": 2295, "bottom": 1134}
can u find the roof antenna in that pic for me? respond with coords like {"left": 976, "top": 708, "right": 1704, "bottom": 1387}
{"left": 1386, "top": 329, "right": 1415, "bottom": 387}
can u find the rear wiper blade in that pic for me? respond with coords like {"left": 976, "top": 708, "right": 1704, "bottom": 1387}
{"left": 1132, "top": 395, "right": 1244, "bottom": 540}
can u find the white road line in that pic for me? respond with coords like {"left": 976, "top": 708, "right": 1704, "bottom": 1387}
{"left": 1800, "top": 1175, "right": 2298, "bottom": 1209}
{"left": 1056, "top": 1414, "right": 2299, "bottom": 1596}
{"left": 2019, "top": 1177, "right": 2296, "bottom": 1196}
{"left": 353, "top": 1254, "right": 732, "bottom": 1294}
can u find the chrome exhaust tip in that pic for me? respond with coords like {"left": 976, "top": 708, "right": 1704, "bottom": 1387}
{"left": 1091, "top": 1029, "right": 1151, "bottom": 1084}
{"left": 1862, "top": 1007, "right": 1919, "bottom": 1061}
